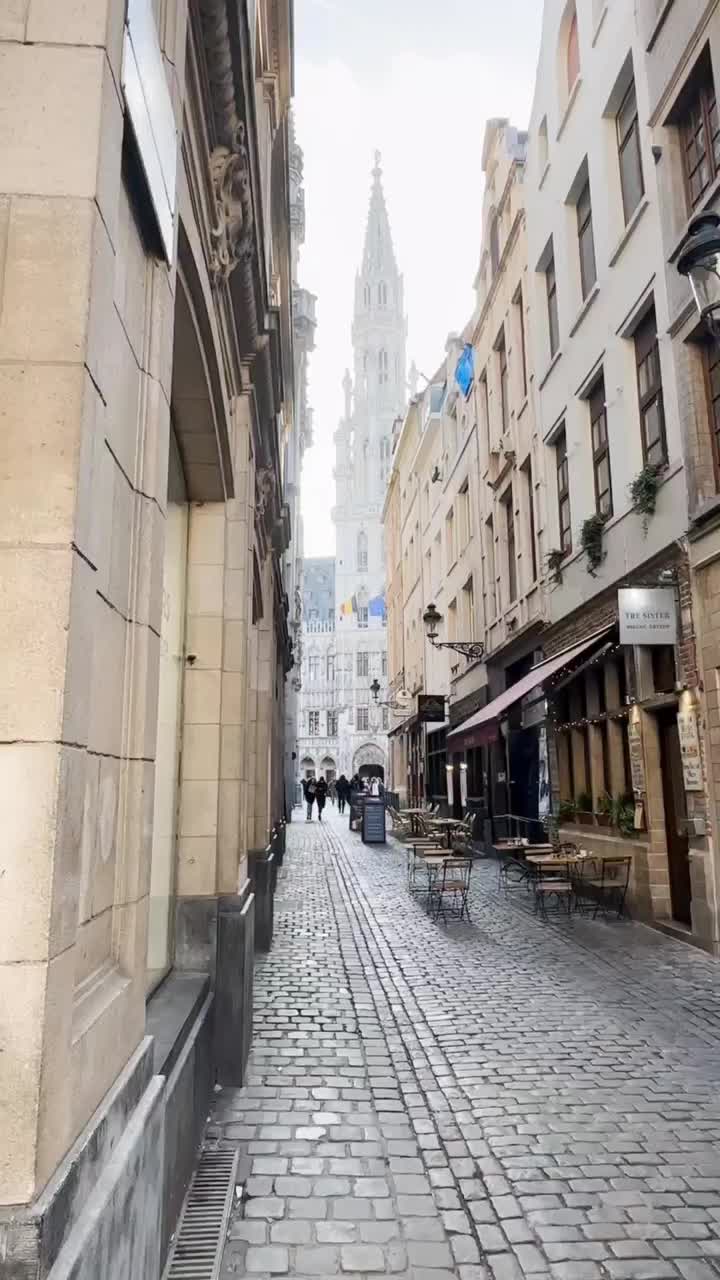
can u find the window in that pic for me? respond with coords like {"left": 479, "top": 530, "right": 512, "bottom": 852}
{"left": 445, "top": 508, "right": 455, "bottom": 568}
{"left": 308, "top": 710, "right": 320, "bottom": 735}
{"left": 457, "top": 481, "right": 471, "bottom": 547}
{"left": 497, "top": 328, "right": 509, "bottom": 434}
{"left": 490, "top": 213, "right": 500, "bottom": 276}
{"left": 356, "top": 706, "right": 369, "bottom": 732}
{"left": 539, "top": 116, "right": 548, "bottom": 172}
{"left": 357, "top": 651, "right": 369, "bottom": 677}
{"left": 382, "top": 707, "right": 390, "bottom": 730}
{"left": 567, "top": 8, "right": 579, "bottom": 93}
{"left": 357, "top": 529, "right": 368, "bottom": 572}
{"left": 556, "top": 428, "right": 572, "bottom": 554}
{"left": 379, "top": 349, "right": 389, "bottom": 384}
{"left": 462, "top": 576, "right": 475, "bottom": 640}
{"left": 308, "top": 655, "right": 320, "bottom": 681}
{"left": 546, "top": 249, "right": 559, "bottom": 358}
{"left": 479, "top": 371, "right": 491, "bottom": 456}
{"left": 590, "top": 376, "right": 612, "bottom": 516}
{"left": 617, "top": 80, "right": 644, "bottom": 223}
{"left": 327, "top": 710, "right": 338, "bottom": 736}
{"left": 522, "top": 457, "right": 538, "bottom": 583}
{"left": 357, "top": 606, "right": 368, "bottom": 628}
{"left": 502, "top": 486, "right": 517, "bottom": 604}
{"left": 327, "top": 653, "right": 335, "bottom": 682}
{"left": 514, "top": 286, "right": 528, "bottom": 398}
{"left": 635, "top": 307, "right": 667, "bottom": 466}
{"left": 448, "top": 598, "right": 458, "bottom": 642}
{"left": 680, "top": 51, "right": 720, "bottom": 210}
{"left": 378, "top": 281, "right": 387, "bottom": 306}
{"left": 705, "top": 341, "right": 720, "bottom": 484}
{"left": 485, "top": 515, "right": 497, "bottom": 617}
{"left": 363, "top": 284, "right": 371, "bottom": 307}
{"left": 576, "top": 178, "right": 596, "bottom": 300}
{"left": 381, "top": 651, "right": 388, "bottom": 676}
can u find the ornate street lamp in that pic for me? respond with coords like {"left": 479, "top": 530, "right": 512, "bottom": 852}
{"left": 422, "top": 602, "right": 485, "bottom": 663}
{"left": 370, "top": 678, "right": 404, "bottom": 711}
{"left": 677, "top": 211, "right": 720, "bottom": 339}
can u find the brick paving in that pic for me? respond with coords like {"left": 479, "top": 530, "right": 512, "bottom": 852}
{"left": 216, "top": 808, "right": 720, "bottom": 1279}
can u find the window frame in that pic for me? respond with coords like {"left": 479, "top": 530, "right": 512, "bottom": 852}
{"left": 555, "top": 428, "right": 572, "bottom": 555}
{"left": 634, "top": 307, "right": 667, "bottom": 467}
{"left": 576, "top": 178, "right": 597, "bottom": 301}
{"left": 514, "top": 286, "right": 528, "bottom": 398}
{"left": 546, "top": 251, "right": 559, "bottom": 358}
{"left": 357, "top": 651, "right": 369, "bottom": 678}
{"left": 567, "top": 9, "right": 580, "bottom": 94}
{"left": 617, "top": 80, "right": 644, "bottom": 224}
{"left": 502, "top": 485, "right": 518, "bottom": 604}
{"left": 589, "top": 374, "right": 613, "bottom": 517}
{"left": 497, "top": 327, "right": 509, "bottom": 434}
{"left": 356, "top": 706, "right": 369, "bottom": 732}
{"left": 308, "top": 710, "right": 320, "bottom": 735}
{"left": 679, "top": 52, "right": 720, "bottom": 212}
{"left": 703, "top": 339, "right": 720, "bottom": 489}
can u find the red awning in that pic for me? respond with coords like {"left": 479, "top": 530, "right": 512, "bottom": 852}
{"left": 447, "top": 628, "right": 612, "bottom": 750}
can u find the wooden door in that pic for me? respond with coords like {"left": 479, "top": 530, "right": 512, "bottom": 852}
{"left": 658, "top": 709, "right": 692, "bottom": 927}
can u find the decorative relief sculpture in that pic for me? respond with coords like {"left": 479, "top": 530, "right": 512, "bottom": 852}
{"left": 209, "top": 123, "right": 254, "bottom": 282}
{"left": 255, "top": 466, "right": 276, "bottom": 520}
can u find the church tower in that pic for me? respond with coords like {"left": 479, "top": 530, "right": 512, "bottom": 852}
{"left": 333, "top": 154, "right": 407, "bottom": 780}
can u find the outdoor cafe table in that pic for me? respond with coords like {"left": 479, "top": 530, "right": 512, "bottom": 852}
{"left": 399, "top": 808, "right": 427, "bottom": 834}
{"left": 426, "top": 818, "right": 466, "bottom": 848}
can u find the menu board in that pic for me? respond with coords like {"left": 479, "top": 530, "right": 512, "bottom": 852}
{"left": 677, "top": 704, "right": 703, "bottom": 792}
{"left": 628, "top": 716, "right": 645, "bottom": 795}
{"left": 362, "top": 799, "right": 386, "bottom": 844}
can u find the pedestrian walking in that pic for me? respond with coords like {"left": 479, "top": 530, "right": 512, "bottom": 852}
{"left": 302, "top": 776, "right": 317, "bottom": 822}
{"left": 329, "top": 778, "right": 337, "bottom": 807}
{"left": 337, "top": 774, "right": 349, "bottom": 815}
{"left": 315, "top": 776, "right": 328, "bottom": 822}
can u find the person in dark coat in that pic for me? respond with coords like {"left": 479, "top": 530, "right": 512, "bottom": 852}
{"left": 315, "top": 776, "right": 328, "bottom": 822}
{"left": 336, "top": 774, "right": 349, "bottom": 815}
{"left": 302, "top": 776, "right": 317, "bottom": 821}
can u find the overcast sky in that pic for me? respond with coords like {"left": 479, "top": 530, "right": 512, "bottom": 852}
{"left": 294, "top": 0, "right": 543, "bottom": 555}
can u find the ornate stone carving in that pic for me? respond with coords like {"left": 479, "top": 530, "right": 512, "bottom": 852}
{"left": 209, "top": 124, "right": 254, "bottom": 283}
{"left": 255, "top": 466, "right": 276, "bottom": 520}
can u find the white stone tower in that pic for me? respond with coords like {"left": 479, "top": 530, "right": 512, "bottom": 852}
{"left": 333, "top": 153, "right": 407, "bottom": 780}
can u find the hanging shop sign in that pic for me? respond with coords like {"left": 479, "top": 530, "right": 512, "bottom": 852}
{"left": 455, "top": 344, "right": 474, "bottom": 398}
{"left": 522, "top": 686, "right": 547, "bottom": 729}
{"left": 628, "top": 713, "right": 646, "bottom": 795}
{"left": 677, "top": 702, "right": 703, "bottom": 792}
{"left": 618, "top": 588, "right": 677, "bottom": 647}
{"left": 538, "top": 727, "right": 551, "bottom": 819}
{"left": 418, "top": 694, "right": 446, "bottom": 723}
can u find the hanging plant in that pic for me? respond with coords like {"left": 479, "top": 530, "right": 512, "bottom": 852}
{"left": 546, "top": 548, "right": 565, "bottom": 585}
{"left": 629, "top": 463, "right": 662, "bottom": 535}
{"left": 580, "top": 513, "right": 607, "bottom": 576}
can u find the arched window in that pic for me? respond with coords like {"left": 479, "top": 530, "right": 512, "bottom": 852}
{"left": 363, "top": 283, "right": 371, "bottom": 307}
{"left": 357, "top": 529, "right": 368, "bottom": 572}
{"left": 489, "top": 213, "right": 500, "bottom": 276}
{"left": 567, "top": 9, "right": 579, "bottom": 92}
{"left": 379, "top": 349, "right": 388, "bottom": 384}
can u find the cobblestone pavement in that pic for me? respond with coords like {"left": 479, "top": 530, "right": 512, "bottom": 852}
{"left": 216, "top": 808, "right": 720, "bottom": 1279}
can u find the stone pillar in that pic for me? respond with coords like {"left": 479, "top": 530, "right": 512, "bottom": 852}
{"left": 175, "top": 504, "right": 225, "bottom": 970}
{"left": 0, "top": 0, "right": 172, "bottom": 1210}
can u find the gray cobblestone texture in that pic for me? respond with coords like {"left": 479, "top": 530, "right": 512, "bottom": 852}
{"left": 216, "top": 810, "right": 720, "bottom": 1277}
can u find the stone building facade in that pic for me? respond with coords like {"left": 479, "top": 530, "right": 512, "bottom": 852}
{"left": 296, "top": 557, "right": 340, "bottom": 788}
{"left": 0, "top": 1, "right": 298, "bottom": 1275}
{"left": 331, "top": 157, "right": 406, "bottom": 780}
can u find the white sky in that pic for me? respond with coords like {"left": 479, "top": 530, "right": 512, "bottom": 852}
{"left": 294, "top": 0, "right": 544, "bottom": 555}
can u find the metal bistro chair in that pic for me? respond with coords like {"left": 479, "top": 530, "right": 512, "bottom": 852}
{"left": 407, "top": 839, "right": 445, "bottom": 894}
{"left": 581, "top": 855, "right": 632, "bottom": 919}
{"left": 533, "top": 854, "right": 575, "bottom": 920}
{"left": 428, "top": 856, "right": 472, "bottom": 924}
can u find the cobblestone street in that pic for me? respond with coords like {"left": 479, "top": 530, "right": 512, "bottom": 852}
{"left": 216, "top": 809, "right": 720, "bottom": 1279}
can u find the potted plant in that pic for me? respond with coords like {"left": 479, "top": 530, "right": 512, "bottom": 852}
{"left": 580, "top": 513, "right": 607, "bottom": 576}
{"left": 610, "top": 793, "right": 636, "bottom": 838}
{"left": 596, "top": 791, "right": 613, "bottom": 827}
{"left": 629, "top": 463, "right": 663, "bottom": 535}
{"left": 575, "top": 791, "right": 594, "bottom": 825}
{"left": 557, "top": 798, "right": 576, "bottom": 824}
{"left": 546, "top": 548, "right": 565, "bottom": 585}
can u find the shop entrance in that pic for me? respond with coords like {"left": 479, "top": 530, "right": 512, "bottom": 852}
{"left": 657, "top": 707, "right": 692, "bottom": 927}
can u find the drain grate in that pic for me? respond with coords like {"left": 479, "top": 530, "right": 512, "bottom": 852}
{"left": 164, "top": 1147, "right": 239, "bottom": 1280}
